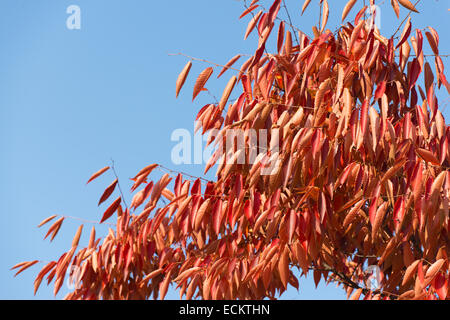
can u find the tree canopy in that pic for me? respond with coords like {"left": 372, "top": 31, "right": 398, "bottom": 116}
{"left": 14, "top": 0, "right": 450, "bottom": 300}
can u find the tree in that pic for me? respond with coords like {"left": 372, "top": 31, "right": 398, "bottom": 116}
{"left": 13, "top": 0, "right": 450, "bottom": 300}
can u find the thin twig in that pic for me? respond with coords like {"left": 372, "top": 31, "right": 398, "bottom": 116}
{"left": 60, "top": 214, "right": 116, "bottom": 226}
{"left": 392, "top": 0, "right": 422, "bottom": 38}
{"left": 110, "top": 159, "right": 129, "bottom": 209}
{"left": 282, "top": 0, "right": 300, "bottom": 46}
{"left": 168, "top": 53, "right": 244, "bottom": 74}
{"left": 318, "top": 1, "right": 323, "bottom": 32}
{"left": 158, "top": 164, "right": 210, "bottom": 183}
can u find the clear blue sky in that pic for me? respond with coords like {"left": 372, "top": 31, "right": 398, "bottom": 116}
{"left": 1, "top": 0, "right": 449, "bottom": 300}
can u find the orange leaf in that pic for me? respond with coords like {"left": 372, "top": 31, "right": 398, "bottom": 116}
{"left": 37, "top": 215, "right": 57, "bottom": 228}
{"left": 86, "top": 166, "right": 110, "bottom": 184}
{"left": 44, "top": 217, "right": 65, "bottom": 241}
{"left": 278, "top": 246, "right": 289, "bottom": 289}
{"left": 350, "top": 288, "right": 363, "bottom": 300}
{"left": 343, "top": 199, "right": 364, "bottom": 228}
{"left": 431, "top": 171, "right": 446, "bottom": 198}
{"left": 12, "top": 260, "right": 39, "bottom": 277}
{"left": 398, "top": 0, "right": 419, "bottom": 13}
{"left": 425, "top": 259, "right": 445, "bottom": 282}
{"left": 391, "top": 0, "right": 400, "bottom": 18}
{"left": 402, "top": 260, "right": 420, "bottom": 286}
{"left": 88, "top": 226, "right": 96, "bottom": 249}
{"left": 416, "top": 148, "right": 440, "bottom": 165}
{"left": 372, "top": 202, "right": 388, "bottom": 240}
{"left": 218, "top": 76, "right": 237, "bottom": 111}
{"left": 159, "top": 268, "right": 173, "bottom": 300}
{"left": 141, "top": 269, "right": 164, "bottom": 285}
{"left": 342, "top": 0, "right": 357, "bottom": 21}
{"left": 192, "top": 67, "right": 213, "bottom": 101}
{"left": 131, "top": 164, "right": 158, "bottom": 181}
{"left": 320, "top": 0, "right": 329, "bottom": 33}
{"left": 301, "top": 0, "right": 312, "bottom": 15}
{"left": 194, "top": 199, "right": 210, "bottom": 231}
{"left": 71, "top": 224, "right": 83, "bottom": 248}
{"left": 217, "top": 55, "right": 241, "bottom": 79}
{"left": 175, "top": 61, "right": 192, "bottom": 98}
{"left": 239, "top": 4, "right": 259, "bottom": 19}
{"left": 244, "top": 10, "right": 262, "bottom": 40}
{"left": 34, "top": 261, "right": 56, "bottom": 295}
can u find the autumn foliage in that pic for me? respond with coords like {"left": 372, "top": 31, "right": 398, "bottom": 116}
{"left": 14, "top": 0, "right": 450, "bottom": 300}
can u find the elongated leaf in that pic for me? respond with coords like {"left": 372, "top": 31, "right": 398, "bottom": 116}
{"left": 176, "top": 61, "right": 192, "bottom": 98}
{"left": 244, "top": 10, "right": 263, "bottom": 40}
{"left": 239, "top": 4, "right": 259, "bottom": 19}
{"left": 342, "top": 0, "right": 357, "bottom": 22}
{"left": 398, "top": 0, "right": 419, "bottom": 13}
{"left": 132, "top": 164, "right": 158, "bottom": 181}
{"left": 71, "top": 224, "right": 83, "bottom": 247}
{"left": 416, "top": 148, "right": 439, "bottom": 165}
{"left": 193, "top": 67, "right": 213, "bottom": 101}
{"left": 278, "top": 247, "right": 289, "bottom": 289}
{"left": 217, "top": 55, "right": 241, "bottom": 79}
{"left": 301, "top": 0, "right": 312, "bottom": 15}
{"left": 37, "top": 215, "right": 57, "bottom": 228}
{"left": 100, "top": 197, "right": 121, "bottom": 223}
{"left": 396, "top": 17, "right": 411, "bottom": 49}
{"left": 98, "top": 179, "right": 118, "bottom": 206}
{"left": 218, "top": 76, "right": 237, "bottom": 111}
{"left": 12, "top": 260, "right": 39, "bottom": 277}
{"left": 391, "top": 0, "right": 400, "bottom": 18}
{"left": 402, "top": 260, "right": 420, "bottom": 286}
{"left": 44, "top": 217, "right": 65, "bottom": 241}
{"left": 87, "top": 166, "right": 110, "bottom": 184}
{"left": 425, "top": 31, "right": 439, "bottom": 56}
{"left": 425, "top": 259, "right": 445, "bottom": 282}
{"left": 320, "top": 0, "right": 329, "bottom": 33}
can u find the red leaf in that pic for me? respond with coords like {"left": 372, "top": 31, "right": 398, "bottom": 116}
{"left": 408, "top": 58, "right": 421, "bottom": 90}
{"left": 433, "top": 272, "right": 447, "bottom": 300}
{"left": 244, "top": 199, "right": 253, "bottom": 223}
{"left": 288, "top": 209, "right": 297, "bottom": 243}
{"left": 396, "top": 17, "right": 411, "bottom": 49}
{"left": 100, "top": 197, "right": 121, "bottom": 223}
{"left": 98, "top": 179, "right": 118, "bottom": 206}
{"left": 374, "top": 81, "right": 386, "bottom": 100}
{"left": 360, "top": 99, "right": 369, "bottom": 139}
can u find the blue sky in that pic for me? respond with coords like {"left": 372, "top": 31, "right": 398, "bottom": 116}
{"left": 1, "top": 0, "right": 449, "bottom": 300}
